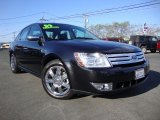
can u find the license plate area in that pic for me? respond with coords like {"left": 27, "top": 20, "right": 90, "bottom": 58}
{"left": 135, "top": 68, "right": 145, "bottom": 80}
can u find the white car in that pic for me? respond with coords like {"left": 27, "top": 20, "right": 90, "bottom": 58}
{"left": 1, "top": 43, "right": 10, "bottom": 49}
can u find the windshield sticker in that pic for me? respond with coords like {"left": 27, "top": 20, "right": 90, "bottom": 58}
{"left": 42, "top": 24, "right": 59, "bottom": 29}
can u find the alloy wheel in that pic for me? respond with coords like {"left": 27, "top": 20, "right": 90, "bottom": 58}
{"left": 10, "top": 55, "right": 16, "bottom": 71}
{"left": 44, "top": 65, "right": 70, "bottom": 97}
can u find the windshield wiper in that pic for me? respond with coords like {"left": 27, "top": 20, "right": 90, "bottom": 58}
{"left": 75, "top": 37, "right": 95, "bottom": 40}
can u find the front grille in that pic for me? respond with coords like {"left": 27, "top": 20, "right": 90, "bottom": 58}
{"left": 107, "top": 52, "right": 145, "bottom": 67}
{"left": 113, "top": 61, "right": 145, "bottom": 67}
{"left": 114, "top": 77, "right": 145, "bottom": 90}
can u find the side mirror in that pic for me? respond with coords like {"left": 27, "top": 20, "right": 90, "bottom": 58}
{"left": 27, "top": 35, "right": 41, "bottom": 41}
{"left": 27, "top": 35, "right": 44, "bottom": 46}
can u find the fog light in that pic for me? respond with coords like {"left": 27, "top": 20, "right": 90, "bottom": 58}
{"left": 91, "top": 82, "right": 113, "bottom": 91}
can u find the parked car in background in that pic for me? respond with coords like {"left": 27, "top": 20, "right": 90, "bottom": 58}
{"left": 9, "top": 23, "right": 149, "bottom": 99}
{"left": 157, "top": 40, "right": 160, "bottom": 53}
{"left": 103, "top": 37, "right": 125, "bottom": 43}
{"left": 1, "top": 43, "right": 10, "bottom": 49}
{"left": 130, "top": 35, "right": 158, "bottom": 53}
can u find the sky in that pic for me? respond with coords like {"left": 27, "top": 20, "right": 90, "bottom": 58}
{"left": 0, "top": 0, "right": 160, "bottom": 42}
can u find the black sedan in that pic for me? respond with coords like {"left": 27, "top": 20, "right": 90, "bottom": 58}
{"left": 9, "top": 23, "right": 149, "bottom": 99}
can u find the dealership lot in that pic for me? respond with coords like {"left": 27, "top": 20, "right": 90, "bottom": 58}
{"left": 0, "top": 49, "right": 159, "bottom": 120}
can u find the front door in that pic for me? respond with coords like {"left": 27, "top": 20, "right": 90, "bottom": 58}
{"left": 24, "top": 24, "right": 44, "bottom": 75}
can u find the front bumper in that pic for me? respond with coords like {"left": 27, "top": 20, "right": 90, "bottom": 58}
{"left": 64, "top": 60, "right": 149, "bottom": 94}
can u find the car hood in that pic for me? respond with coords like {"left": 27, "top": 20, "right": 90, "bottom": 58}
{"left": 48, "top": 39, "right": 141, "bottom": 54}
{"left": 66, "top": 40, "right": 141, "bottom": 54}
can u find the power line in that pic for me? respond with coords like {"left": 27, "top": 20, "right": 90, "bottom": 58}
{"left": 45, "top": 12, "right": 83, "bottom": 23}
{"left": 79, "top": 0, "right": 159, "bottom": 16}
{"left": 47, "top": 0, "right": 160, "bottom": 28}
{"left": 0, "top": 20, "right": 35, "bottom": 25}
{"left": 0, "top": 30, "right": 20, "bottom": 37}
{"left": 0, "top": 12, "right": 83, "bottom": 25}
{"left": 0, "top": 32, "right": 14, "bottom": 37}
{"left": 0, "top": 12, "right": 45, "bottom": 21}
{"left": 0, "top": 0, "right": 159, "bottom": 22}
{"left": 0, "top": 1, "right": 158, "bottom": 24}
{"left": 50, "top": 0, "right": 160, "bottom": 20}
{"left": 87, "top": 2, "right": 160, "bottom": 16}
{"left": 1, "top": 0, "right": 160, "bottom": 38}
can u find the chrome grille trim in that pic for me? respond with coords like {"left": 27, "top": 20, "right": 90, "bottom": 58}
{"left": 107, "top": 52, "right": 145, "bottom": 66}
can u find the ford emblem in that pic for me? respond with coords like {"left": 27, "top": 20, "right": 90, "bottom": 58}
{"left": 132, "top": 55, "right": 137, "bottom": 60}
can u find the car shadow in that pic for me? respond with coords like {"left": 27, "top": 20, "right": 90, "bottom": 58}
{"left": 71, "top": 94, "right": 89, "bottom": 99}
{"left": 93, "top": 70, "right": 160, "bottom": 99}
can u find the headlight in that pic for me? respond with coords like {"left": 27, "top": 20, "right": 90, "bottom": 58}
{"left": 74, "top": 52, "right": 112, "bottom": 68}
{"left": 142, "top": 52, "right": 146, "bottom": 61}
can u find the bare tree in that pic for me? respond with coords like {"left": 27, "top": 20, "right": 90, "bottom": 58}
{"left": 88, "top": 22, "right": 131, "bottom": 38}
{"left": 88, "top": 22, "right": 160, "bottom": 39}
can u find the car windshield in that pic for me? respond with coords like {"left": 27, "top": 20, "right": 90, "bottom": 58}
{"left": 40, "top": 23, "right": 99, "bottom": 41}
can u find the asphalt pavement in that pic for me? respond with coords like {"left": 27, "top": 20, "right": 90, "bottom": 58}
{"left": 0, "top": 49, "right": 160, "bottom": 120}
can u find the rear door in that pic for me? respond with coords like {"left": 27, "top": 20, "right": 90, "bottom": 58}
{"left": 139, "top": 36, "right": 146, "bottom": 47}
{"left": 147, "top": 36, "right": 158, "bottom": 50}
{"left": 14, "top": 26, "right": 31, "bottom": 67}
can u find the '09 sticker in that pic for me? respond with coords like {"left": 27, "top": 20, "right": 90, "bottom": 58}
{"left": 43, "top": 24, "right": 59, "bottom": 29}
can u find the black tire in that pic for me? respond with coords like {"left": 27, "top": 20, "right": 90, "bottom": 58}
{"left": 150, "top": 49, "right": 156, "bottom": 53}
{"left": 141, "top": 46, "right": 147, "bottom": 54}
{"left": 10, "top": 54, "right": 21, "bottom": 73}
{"left": 42, "top": 59, "right": 73, "bottom": 99}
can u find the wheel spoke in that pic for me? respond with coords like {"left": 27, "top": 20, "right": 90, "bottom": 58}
{"left": 48, "top": 69, "right": 54, "bottom": 78}
{"left": 61, "top": 73, "right": 67, "bottom": 80}
{"left": 51, "top": 84, "right": 56, "bottom": 91}
{"left": 62, "top": 82, "right": 70, "bottom": 89}
{"left": 46, "top": 79, "right": 53, "bottom": 83}
{"left": 56, "top": 67, "right": 61, "bottom": 75}
{"left": 58, "top": 86, "right": 63, "bottom": 93}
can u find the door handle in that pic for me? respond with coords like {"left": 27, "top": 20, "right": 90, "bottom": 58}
{"left": 40, "top": 49, "right": 45, "bottom": 53}
{"left": 23, "top": 48, "right": 28, "bottom": 50}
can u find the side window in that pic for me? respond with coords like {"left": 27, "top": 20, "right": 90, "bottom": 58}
{"left": 28, "top": 25, "right": 42, "bottom": 37}
{"left": 59, "top": 30, "right": 71, "bottom": 40}
{"left": 151, "top": 37, "right": 157, "bottom": 42}
{"left": 19, "top": 27, "right": 30, "bottom": 41}
{"left": 46, "top": 31, "right": 54, "bottom": 39}
{"left": 139, "top": 36, "right": 145, "bottom": 42}
{"left": 45, "top": 30, "right": 71, "bottom": 40}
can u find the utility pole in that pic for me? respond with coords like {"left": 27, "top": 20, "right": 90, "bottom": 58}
{"left": 143, "top": 23, "right": 148, "bottom": 35}
{"left": 83, "top": 15, "right": 88, "bottom": 28}
{"left": 40, "top": 17, "right": 48, "bottom": 23}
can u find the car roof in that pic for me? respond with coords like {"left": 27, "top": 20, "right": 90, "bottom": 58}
{"left": 32, "top": 23, "right": 75, "bottom": 27}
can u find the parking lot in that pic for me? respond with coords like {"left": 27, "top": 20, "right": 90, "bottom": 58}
{"left": 0, "top": 49, "right": 159, "bottom": 120}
